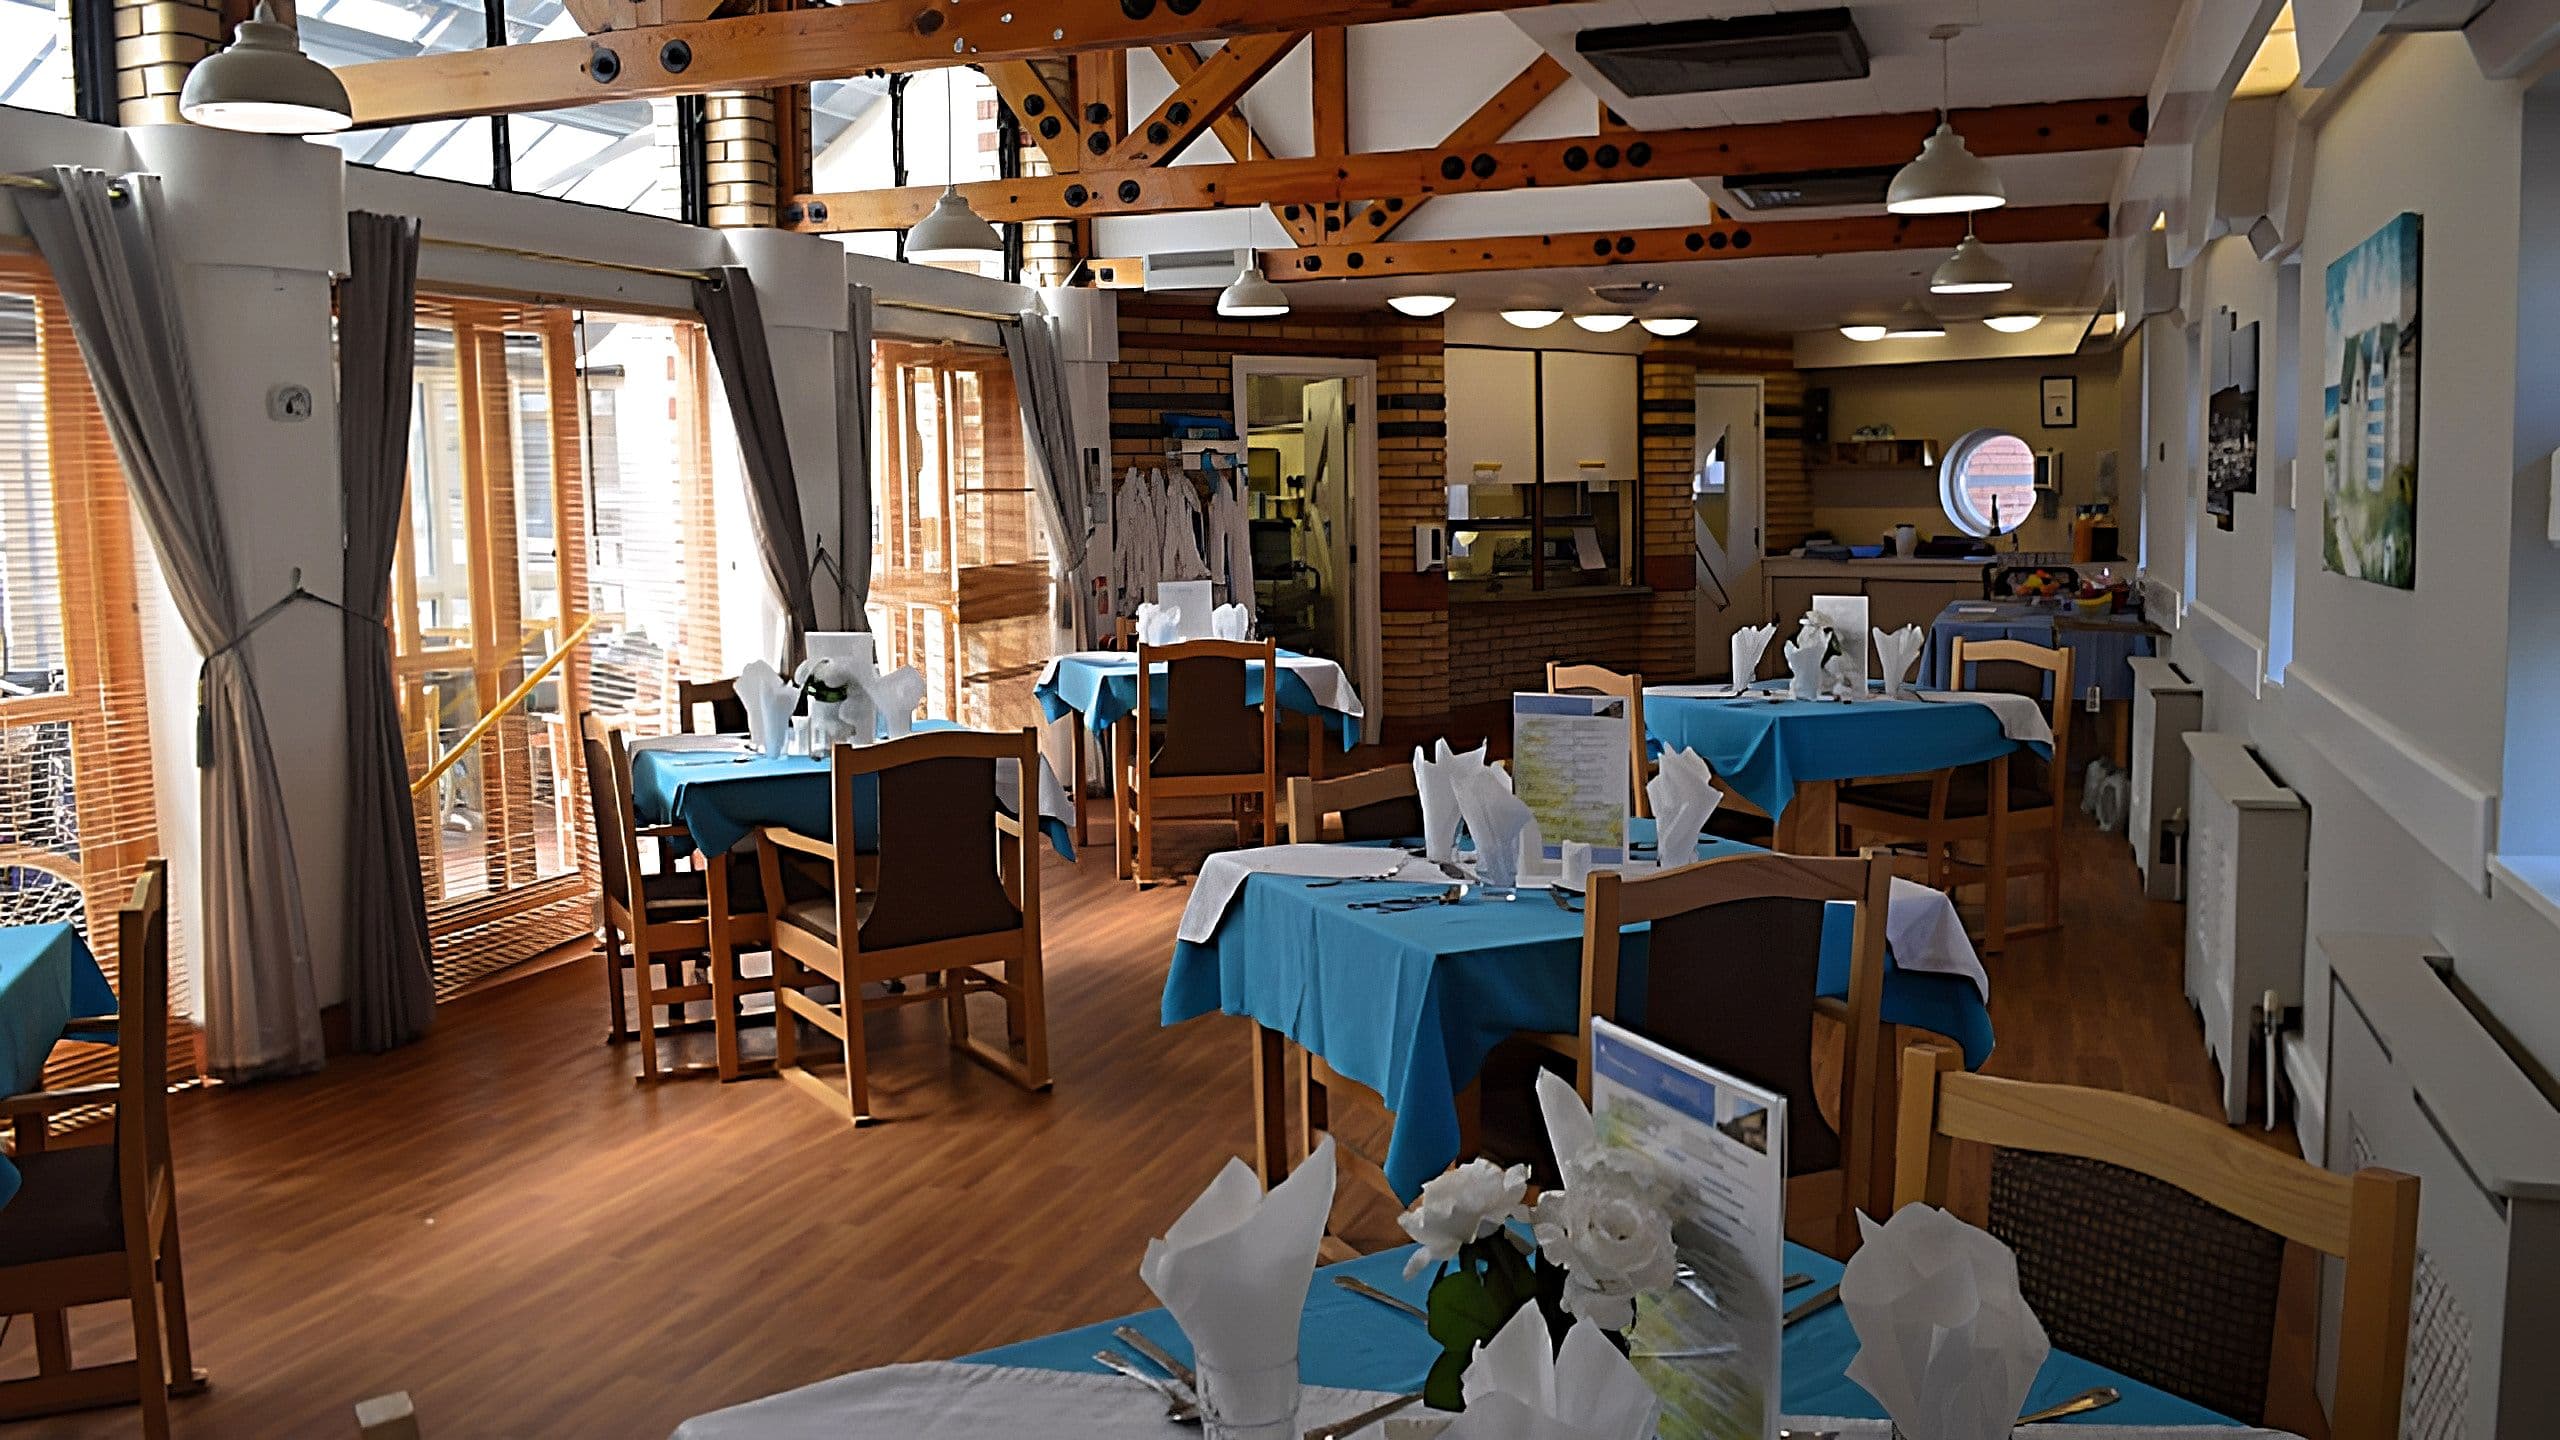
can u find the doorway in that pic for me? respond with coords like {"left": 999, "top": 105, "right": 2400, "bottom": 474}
{"left": 1692, "top": 376, "right": 1768, "bottom": 673}
{"left": 1231, "top": 356, "right": 1381, "bottom": 741}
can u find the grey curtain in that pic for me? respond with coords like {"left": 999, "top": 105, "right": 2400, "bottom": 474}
{"left": 829, "top": 284, "right": 874, "bottom": 630}
{"left": 694, "top": 266, "right": 816, "bottom": 650}
{"left": 22, "top": 167, "right": 322, "bottom": 1079}
{"left": 339, "top": 211, "right": 435, "bottom": 1052}
{"left": 1003, "top": 308, "right": 1093, "bottom": 647}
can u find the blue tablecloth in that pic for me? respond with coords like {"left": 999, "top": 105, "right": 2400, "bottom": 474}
{"left": 1036, "top": 651, "right": 1359, "bottom": 749}
{"left": 628, "top": 723, "right": 1076, "bottom": 863}
{"left": 1645, "top": 689, "right": 2028, "bottom": 821}
{"left": 1162, "top": 836, "right": 1994, "bottom": 1200}
{"left": 1922, "top": 601, "right": 2159, "bottom": 701}
{"left": 968, "top": 1239, "right": 2236, "bottom": 1428}
{"left": 0, "top": 923, "right": 119, "bottom": 1210}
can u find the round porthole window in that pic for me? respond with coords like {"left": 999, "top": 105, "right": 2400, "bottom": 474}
{"left": 1939, "top": 428, "right": 2036, "bottom": 537}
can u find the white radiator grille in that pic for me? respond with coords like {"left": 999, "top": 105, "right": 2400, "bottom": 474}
{"left": 2403, "top": 1245, "right": 2472, "bottom": 1440}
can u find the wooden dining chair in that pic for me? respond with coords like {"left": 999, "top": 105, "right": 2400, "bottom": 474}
{"left": 0, "top": 860, "right": 204, "bottom": 1437}
{"left": 1526, "top": 850, "right": 1894, "bottom": 1253}
{"left": 1837, "top": 636, "right": 2072, "bottom": 955}
{"left": 757, "top": 727, "right": 1051, "bottom": 1125}
{"left": 579, "top": 713, "right": 762, "bottom": 1079}
{"left": 1283, "top": 763, "right": 1426, "bottom": 845}
{"left": 1894, "top": 1043, "right": 2419, "bottom": 1439}
{"left": 675, "top": 675, "right": 747, "bottom": 735}
{"left": 1544, "top": 662, "right": 1652, "bottom": 818}
{"left": 1119, "top": 637, "right": 1280, "bottom": 885}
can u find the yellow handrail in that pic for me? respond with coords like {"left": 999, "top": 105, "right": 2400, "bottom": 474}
{"left": 409, "top": 614, "right": 598, "bottom": 800}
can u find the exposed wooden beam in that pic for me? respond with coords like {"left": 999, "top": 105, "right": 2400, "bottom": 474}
{"left": 1105, "top": 33, "right": 1303, "bottom": 169}
{"left": 789, "top": 97, "right": 2145, "bottom": 232}
{"left": 1150, "top": 39, "right": 1322, "bottom": 246}
{"left": 1250, "top": 203, "right": 2112, "bottom": 282}
{"left": 1311, "top": 27, "right": 1348, "bottom": 158}
{"left": 1074, "top": 49, "right": 1127, "bottom": 161}
{"left": 985, "top": 60, "right": 1082, "bottom": 174}
{"left": 1364, "top": 53, "right": 1567, "bottom": 243}
{"left": 339, "top": 0, "right": 1572, "bottom": 128}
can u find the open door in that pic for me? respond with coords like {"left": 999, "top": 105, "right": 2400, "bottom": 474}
{"left": 1234, "top": 357, "right": 1380, "bottom": 742}
{"left": 1693, "top": 378, "right": 1768, "bottom": 673}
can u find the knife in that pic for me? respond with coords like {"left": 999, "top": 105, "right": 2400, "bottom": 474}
{"left": 1782, "top": 1282, "right": 1840, "bottom": 1326}
{"left": 1333, "top": 1274, "right": 1429, "bottom": 1323}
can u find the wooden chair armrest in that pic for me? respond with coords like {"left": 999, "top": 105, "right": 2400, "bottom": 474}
{"left": 757, "top": 826, "right": 835, "bottom": 862}
{"left": 0, "top": 1083, "right": 119, "bottom": 1120}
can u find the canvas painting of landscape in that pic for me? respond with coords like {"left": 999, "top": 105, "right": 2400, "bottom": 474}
{"left": 2322, "top": 212, "right": 2421, "bottom": 589}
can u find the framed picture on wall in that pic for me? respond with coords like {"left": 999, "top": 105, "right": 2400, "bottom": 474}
{"left": 2040, "top": 375, "right": 2077, "bottom": 428}
{"left": 2321, "top": 212, "right": 2421, "bottom": 590}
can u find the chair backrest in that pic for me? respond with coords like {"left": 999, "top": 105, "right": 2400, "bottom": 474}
{"left": 1895, "top": 1045, "right": 2419, "bottom": 1439}
{"left": 1950, "top": 636, "right": 2073, "bottom": 785}
{"left": 1544, "top": 662, "right": 1650, "bottom": 818}
{"left": 1578, "top": 852, "right": 1892, "bottom": 1207}
{"left": 114, "top": 860, "right": 172, "bottom": 1238}
{"left": 576, "top": 712, "right": 643, "bottom": 917}
{"left": 1285, "top": 764, "right": 1426, "bottom": 844}
{"left": 834, "top": 727, "right": 1037, "bottom": 956}
{"left": 675, "top": 676, "right": 746, "bottom": 736}
{"left": 1136, "top": 638, "right": 1277, "bottom": 781}
{"left": 1110, "top": 616, "right": 1139, "bottom": 650}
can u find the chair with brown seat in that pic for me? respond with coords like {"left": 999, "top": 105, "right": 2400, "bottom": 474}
{"left": 1894, "top": 1043, "right": 2419, "bottom": 1439}
{"left": 0, "top": 860, "right": 203, "bottom": 1437}
{"left": 675, "top": 675, "right": 747, "bottom": 735}
{"left": 1283, "top": 764, "right": 1427, "bottom": 845}
{"left": 757, "top": 727, "right": 1051, "bottom": 1125}
{"left": 1837, "top": 636, "right": 2072, "bottom": 955}
{"left": 1544, "top": 662, "right": 1652, "bottom": 818}
{"left": 1119, "top": 637, "right": 1279, "bottom": 885}
{"left": 1496, "top": 850, "right": 1894, "bottom": 1253}
{"left": 579, "top": 713, "right": 765, "bottom": 1079}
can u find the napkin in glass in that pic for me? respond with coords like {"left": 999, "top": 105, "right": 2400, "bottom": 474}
{"left": 736, "top": 659, "right": 798, "bottom": 758}
{"left": 1412, "top": 739, "right": 1485, "bottom": 863}
{"left": 1842, "top": 1203, "right": 2049, "bottom": 1440}
{"left": 1212, "top": 603, "right": 1255, "bottom": 641}
{"left": 1440, "top": 1307, "right": 1660, "bottom": 1440}
{"left": 863, "top": 666, "right": 927, "bottom": 739}
{"left": 1140, "top": 1138, "right": 1339, "bottom": 1439}
{"left": 1784, "top": 633, "right": 1829, "bottom": 702}
{"left": 1455, "top": 766, "right": 1538, "bottom": 888}
{"left": 1135, "top": 602, "right": 1183, "bottom": 647}
{"left": 1729, "top": 622, "right": 1778, "bottom": 690}
{"left": 1645, "top": 747, "right": 1722, "bottom": 869}
{"left": 1873, "top": 625, "right": 1927, "bottom": 700}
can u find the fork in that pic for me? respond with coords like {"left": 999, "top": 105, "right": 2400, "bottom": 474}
{"left": 1095, "top": 1349, "right": 1200, "bottom": 1424}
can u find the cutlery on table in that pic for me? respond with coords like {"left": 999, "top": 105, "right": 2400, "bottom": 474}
{"left": 1781, "top": 1282, "right": 1840, "bottom": 1326}
{"left": 1095, "top": 1348, "right": 1199, "bottom": 1423}
{"left": 1113, "top": 1325, "right": 1201, "bottom": 1400}
{"left": 1302, "top": 1390, "right": 1422, "bottom": 1440}
{"left": 1348, "top": 885, "right": 1467, "bottom": 913}
{"left": 1547, "top": 887, "right": 1583, "bottom": 913}
{"left": 2018, "top": 1385, "right": 2120, "bottom": 1425}
{"left": 1784, "top": 1272, "right": 1814, "bottom": 1291}
{"left": 1308, "top": 869, "right": 1411, "bottom": 888}
{"left": 1332, "top": 1275, "right": 1428, "bottom": 1323}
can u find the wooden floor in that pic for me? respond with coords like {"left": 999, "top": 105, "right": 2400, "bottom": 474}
{"left": 4, "top": 780, "right": 2315, "bottom": 1439}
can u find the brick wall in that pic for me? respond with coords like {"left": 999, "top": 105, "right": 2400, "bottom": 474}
{"left": 1109, "top": 302, "right": 1799, "bottom": 731}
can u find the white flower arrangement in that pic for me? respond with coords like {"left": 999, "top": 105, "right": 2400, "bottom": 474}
{"left": 1398, "top": 1159, "right": 1530, "bottom": 1280}
{"left": 1530, "top": 1182, "right": 1679, "bottom": 1332}
{"left": 791, "top": 655, "right": 855, "bottom": 703}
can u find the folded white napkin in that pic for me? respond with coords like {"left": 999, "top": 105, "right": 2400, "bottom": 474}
{"left": 1843, "top": 1204, "right": 2050, "bottom": 1440}
{"left": 863, "top": 666, "right": 926, "bottom": 739}
{"left": 1178, "top": 845, "right": 1450, "bottom": 943}
{"left": 1873, "top": 625, "right": 1927, "bottom": 700}
{"left": 1440, "top": 1308, "right": 1660, "bottom": 1440}
{"left": 1212, "top": 603, "right": 1254, "bottom": 641}
{"left": 1558, "top": 841, "right": 1594, "bottom": 890}
{"left": 1161, "top": 580, "right": 1217, "bottom": 641}
{"left": 1134, "top": 603, "right": 1183, "bottom": 647}
{"left": 1412, "top": 739, "right": 1485, "bottom": 863}
{"left": 1455, "top": 767, "right": 1538, "bottom": 889}
{"left": 1645, "top": 747, "right": 1722, "bottom": 869}
{"left": 669, "top": 1362, "right": 1399, "bottom": 1440}
{"left": 1912, "top": 690, "right": 2055, "bottom": 746}
{"left": 1141, "top": 1139, "right": 1338, "bottom": 1434}
{"left": 1729, "top": 622, "right": 1777, "bottom": 688}
{"left": 1785, "top": 633, "right": 1829, "bottom": 702}
{"left": 737, "top": 660, "right": 797, "bottom": 758}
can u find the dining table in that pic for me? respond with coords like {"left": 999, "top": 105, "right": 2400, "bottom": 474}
{"left": 622, "top": 719, "right": 1075, "bottom": 1080}
{"left": 1034, "top": 649, "right": 1366, "bottom": 847}
{"left": 1643, "top": 683, "right": 2046, "bottom": 854}
{"left": 1921, "top": 599, "right": 2159, "bottom": 765}
{"left": 0, "top": 922, "right": 118, "bottom": 1208}
{"left": 1161, "top": 832, "right": 1995, "bottom": 1205}
{"left": 670, "top": 1239, "right": 2272, "bottom": 1437}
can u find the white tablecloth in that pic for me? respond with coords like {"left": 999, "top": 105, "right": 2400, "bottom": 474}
{"left": 669, "top": 1361, "right": 1399, "bottom": 1439}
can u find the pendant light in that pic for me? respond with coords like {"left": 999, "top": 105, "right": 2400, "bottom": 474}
{"left": 1572, "top": 313, "right": 1635, "bottom": 333}
{"left": 1500, "top": 309, "right": 1564, "bottom": 330}
{"left": 906, "top": 68, "right": 1002, "bottom": 264}
{"left": 1928, "top": 218, "right": 2013, "bottom": 295}
{"left": 1639, "top": 316, "right": 1700, "bottom": 337}
{"left": 1839, "top": 324, "right": 1889, "bottom": 342}
{"left": 1886, "top": 31, "right": 2006, "bottom": 216}
{"left": 1388, "top": 294, "right": 1456, "bottom": 317}
{"left": 1982, "top": 312, "right": 2044, "bottom": 333}
{"left": 178, "top": 0, "right": 351, "bottom": 135}
{"left": 1218, "top": 128, "right": 1291, "bottom": 318}
{"left": 1882, "top": 305, "right": 1945, "bottom": 339}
